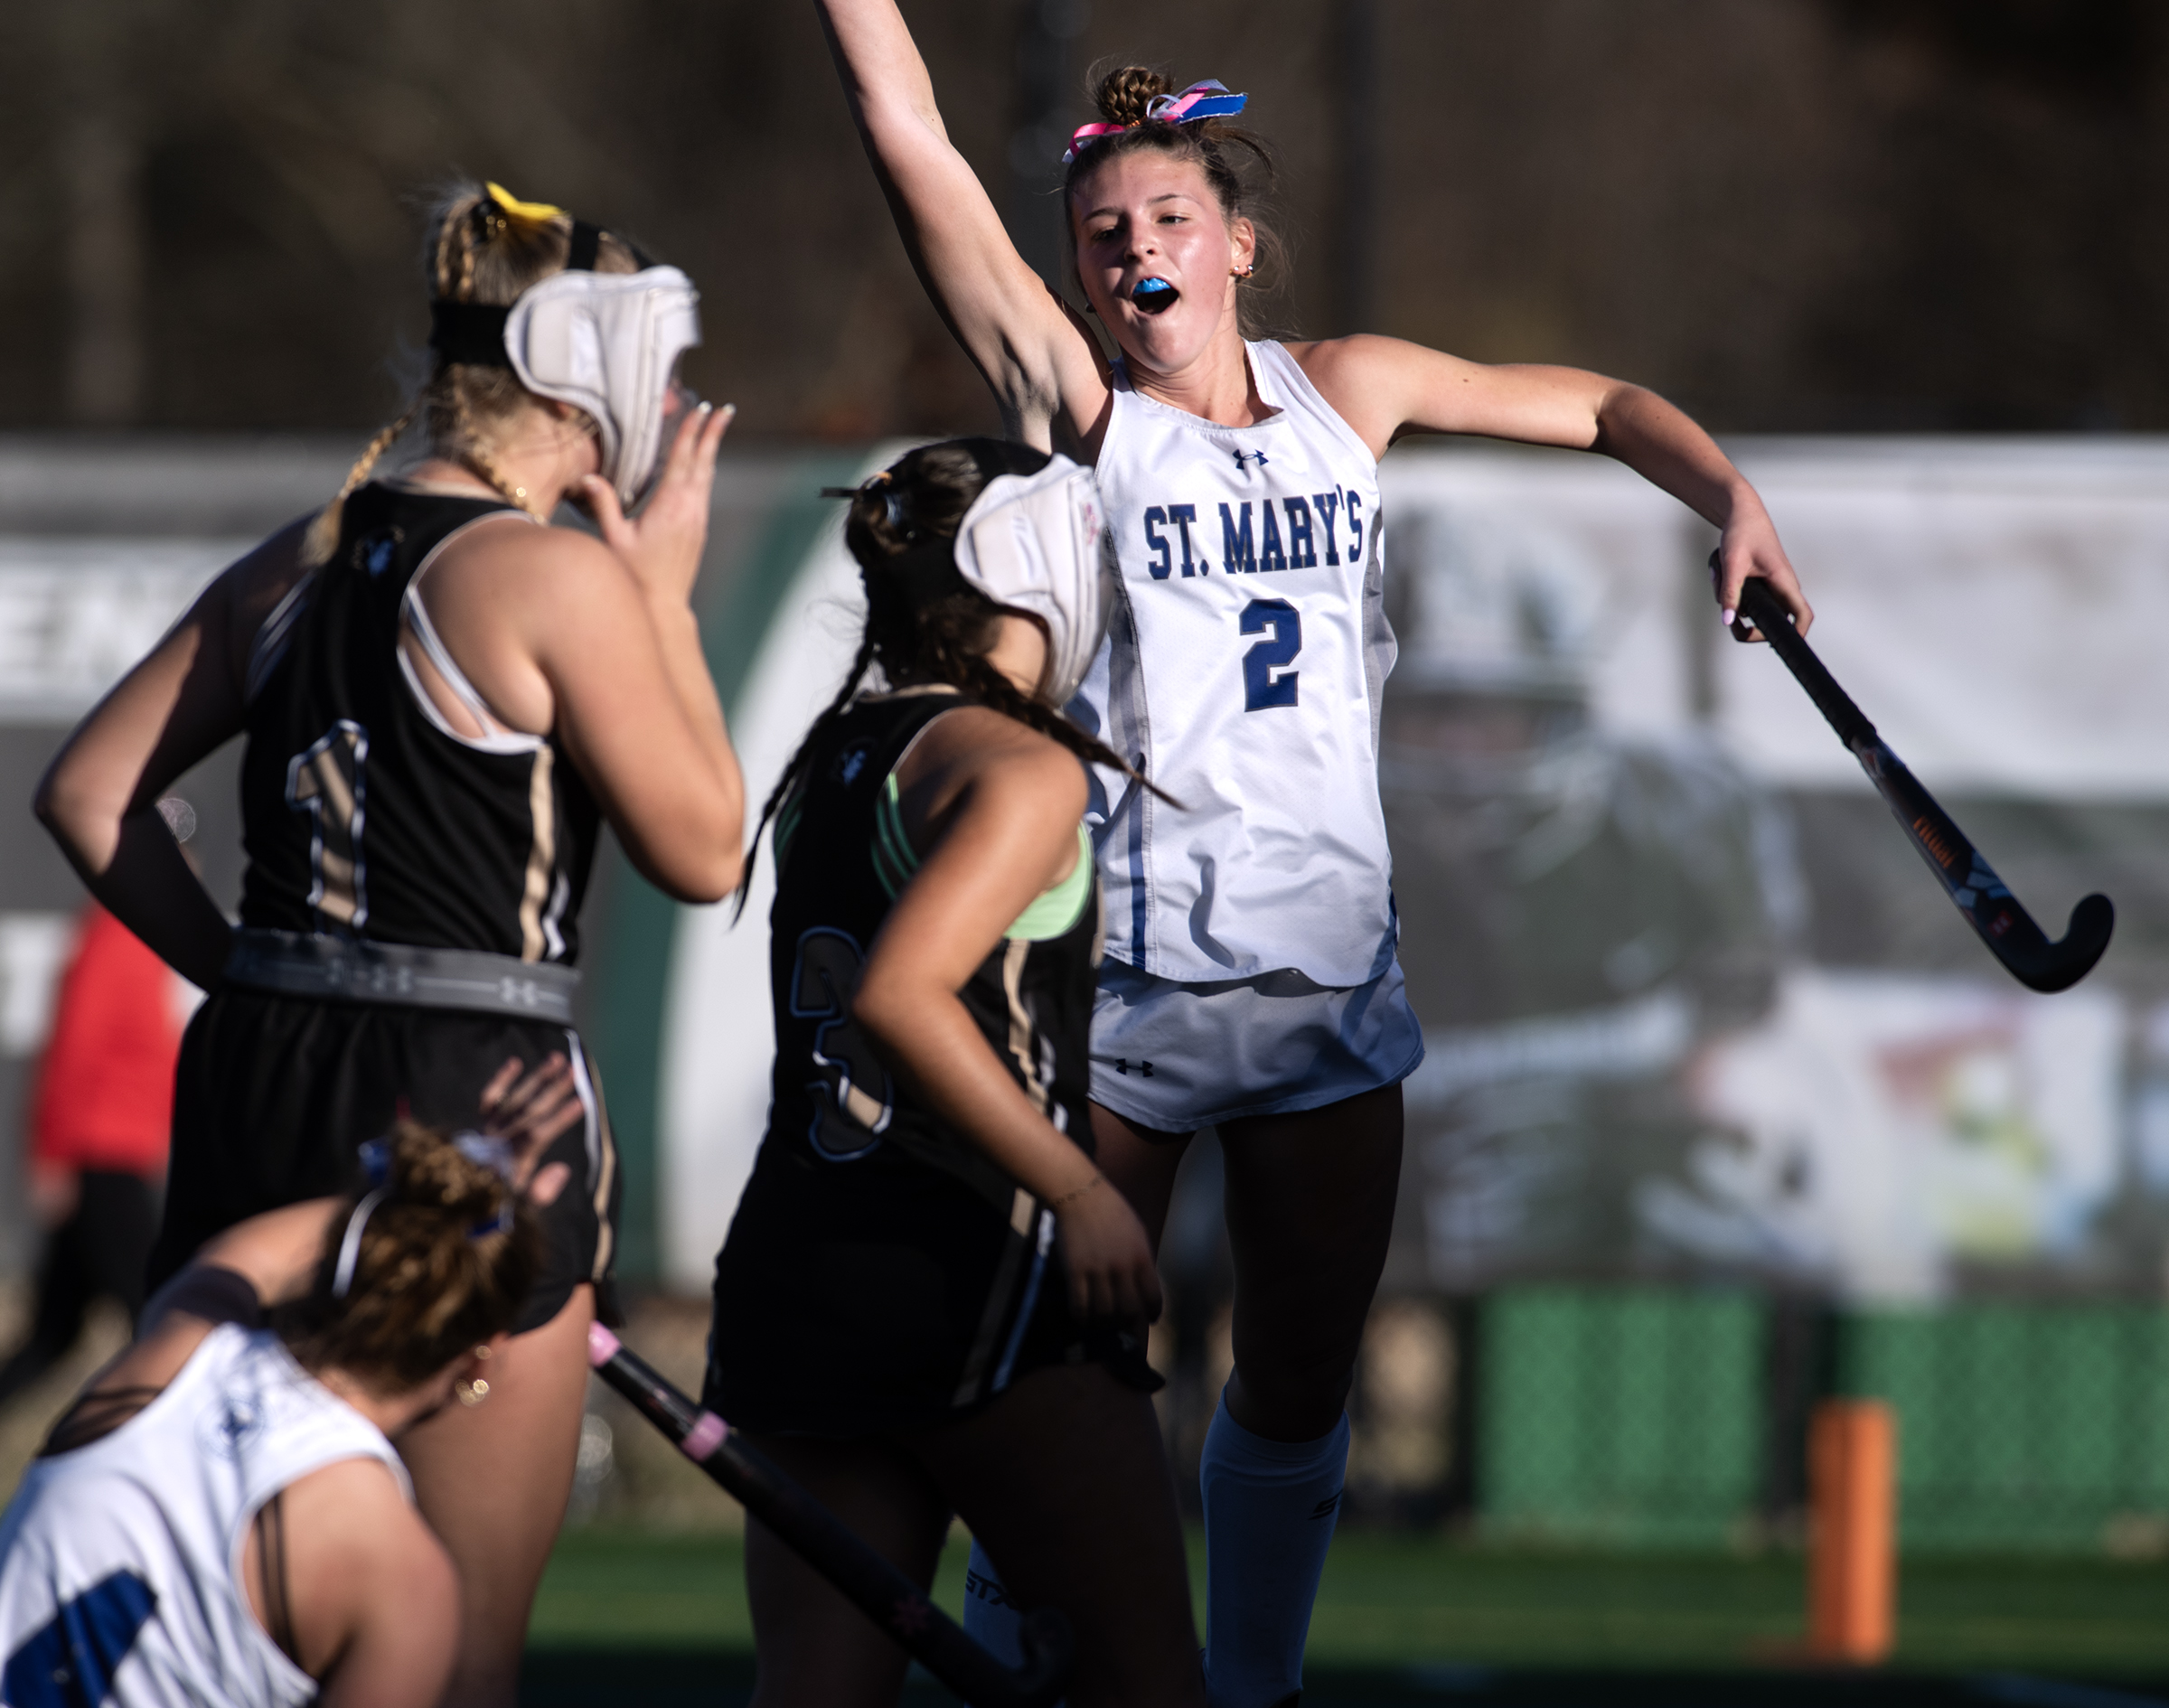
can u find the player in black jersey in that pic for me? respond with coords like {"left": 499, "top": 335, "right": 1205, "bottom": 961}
{"left": 37, "top": 182, "right": 743, "bottom": 1706}
{"left": 705, "top": 440, "right": 1200, "bottom": 1708}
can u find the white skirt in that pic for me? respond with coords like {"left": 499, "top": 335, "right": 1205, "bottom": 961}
{"left": 1088, "top": 956, "right": 1425, "bottom": 1132}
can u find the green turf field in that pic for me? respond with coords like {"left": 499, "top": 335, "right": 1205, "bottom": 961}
{"left": 530, "top": 1526, "right": 2169, "bottom": 1677}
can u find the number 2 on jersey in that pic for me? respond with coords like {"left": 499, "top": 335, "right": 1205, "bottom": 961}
{"left": 789, "top": 927, "right": 895, "bottom": 1159}
{"left": 286, "top": 720, "right": 369, "bottom": 930}
{"left": 1241, "top": 598, "right": 1301, "bottom": 710}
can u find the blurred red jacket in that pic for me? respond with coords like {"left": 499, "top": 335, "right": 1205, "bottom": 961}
{"left": 28, "top": 905, "right": 183, "bottom": 1177}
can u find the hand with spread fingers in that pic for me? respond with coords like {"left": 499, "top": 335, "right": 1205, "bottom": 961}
{"left": 579, "top": 399, "right": 736, "bottom": 611}
{"left": 476, "top": 1053, "right": 583, "bottom": 1206}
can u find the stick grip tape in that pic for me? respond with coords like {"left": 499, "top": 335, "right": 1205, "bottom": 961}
{"left": 680, "top": 1412, "right": 728, "bottom": 1461}
{"left": 1735, "top": 578, "right": 1878, "bottom": 751}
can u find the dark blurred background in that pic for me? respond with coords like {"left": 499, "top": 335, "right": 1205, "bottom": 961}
{"left": 2, "top": 0, "right": 2164, "bottom": 440}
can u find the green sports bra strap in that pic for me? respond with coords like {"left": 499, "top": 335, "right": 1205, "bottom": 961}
{"left": 873, "top": 774, "right": 1093, "bottom": 941}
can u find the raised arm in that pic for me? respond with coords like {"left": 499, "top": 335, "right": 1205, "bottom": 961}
{"left": 563, "top": 403, "right": 747, "bottom": 896}
{"left": 1300, "top": 334, "right": 1811, "bottom": 636}
{"left": 417, "top": 408, "right": 747, "bottom": 903}
{"left": 814, "top": 0, "right": 1107, "bottom": 444}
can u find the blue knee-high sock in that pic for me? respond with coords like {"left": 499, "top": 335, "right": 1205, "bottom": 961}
{"left": 1199, "top": 1394, "right": 1349, "bottom": 1708}
{"left": 962, "top": 1536, "right": 1028, "bottom": 1667}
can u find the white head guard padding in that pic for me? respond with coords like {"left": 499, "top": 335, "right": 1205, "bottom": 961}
{"left": 503, "top": 266, "right": 700, "bottom": 507}
{"left": 950, "top": 455, "right": 1114, "bottom": 706}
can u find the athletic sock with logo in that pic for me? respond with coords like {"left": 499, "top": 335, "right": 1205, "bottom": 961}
{"left": 961, "top": 1536, "right": 1027, "bottom": 1666}
{"left": 1198, "top": 1394, "right": 1349, "bottom": 1708}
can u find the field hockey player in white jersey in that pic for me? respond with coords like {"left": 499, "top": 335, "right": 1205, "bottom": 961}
{"left": 813, "top": 9, "right": 1814, "bottom": 1703}
{"left": 0, "top": 1056, "right": 582, "bottom": 1708}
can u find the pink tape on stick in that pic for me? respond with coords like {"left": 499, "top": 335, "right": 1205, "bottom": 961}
{"left": 681, "top": 1411, "right": 728, "bottom": 1461}
{"left": 587, "top": 1321, "right": 622, "bottom": 1365}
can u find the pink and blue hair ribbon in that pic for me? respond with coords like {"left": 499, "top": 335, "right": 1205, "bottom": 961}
{"left": 1065, "top": 80, "right": 1249, "bottom": 163}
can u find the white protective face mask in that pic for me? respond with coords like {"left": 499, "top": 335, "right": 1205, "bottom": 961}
{"left": 948, "top": 454, "right": 1115, "bottom": 706}
{"left": 502, "top": 266, "right": 702, "bottom": 509}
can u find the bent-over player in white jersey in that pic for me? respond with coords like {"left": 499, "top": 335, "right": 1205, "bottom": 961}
{"left": 0, "top": 1060, "right": 578, "bottom": 1708}
{"left": 814, "top": 9, "right": 1814, "bottom": 1704}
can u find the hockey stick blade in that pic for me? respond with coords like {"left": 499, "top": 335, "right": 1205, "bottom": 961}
{"left": 586, "top": 1323, "right": 1072, "bottom": 1708}
{"left": 1734, "top": 576, "right": 2112, "bottom": 993}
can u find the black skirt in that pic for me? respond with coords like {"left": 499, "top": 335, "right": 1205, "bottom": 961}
{"left": 154, "top": 986, "right": 621, "bottom": 1333}
{"left": 704, "top": 1125, "right": 1157, "bottom": 1438}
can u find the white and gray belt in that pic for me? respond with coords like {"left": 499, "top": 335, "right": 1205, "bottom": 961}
{"left": 222, "top": 928, "right": 580, "bottom": 1024}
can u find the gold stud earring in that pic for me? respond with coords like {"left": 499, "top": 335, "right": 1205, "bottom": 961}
{"left": 456, "top": 1376, "right": 491, "bottom": 1407}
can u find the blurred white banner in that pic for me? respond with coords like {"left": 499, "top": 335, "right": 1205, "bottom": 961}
{"left": 1382, "top": 438, "right": 2169, "bottom": 799}
{"left": 0, "top": 540, "right": 246, "bottom": 720}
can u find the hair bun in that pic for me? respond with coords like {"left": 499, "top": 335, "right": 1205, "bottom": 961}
{"left": 1095, "top": 66, "right": 1175, "bottom": 128}
{"left": 389, "top": 1121, "right": 510, "bottom": 1226}
{"left": 276, "top": 1117, "right": 538, "bottom": 1394}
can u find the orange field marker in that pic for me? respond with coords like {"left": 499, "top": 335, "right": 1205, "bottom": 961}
{"left": 1808, "top": 1399, "right": 1896, "bottom": 1664}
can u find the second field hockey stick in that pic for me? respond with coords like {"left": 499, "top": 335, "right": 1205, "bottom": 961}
{"left": 1734, "top": 574, "right": 2113, "bottom": 993}
{"left": 586, "top": 1323, "right": 1073, "bottom": 1708}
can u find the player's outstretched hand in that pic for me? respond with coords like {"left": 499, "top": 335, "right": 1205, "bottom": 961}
{"left": 579, "top": 399, "right": 736, "bottom": 610}
{"left": 477, "top": 1052, "right": 581, "bottom": 1206}
{"left": 1054, "top": 1177, "right": 1163, "bottom": 1326}
{"left": 1710, "top": 514, "right": 1813, "bottom": 644}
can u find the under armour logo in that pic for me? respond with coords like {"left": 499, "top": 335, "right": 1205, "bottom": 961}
{"left": 834, "top": 741, "right": 871, "bottom": 785}
{"left": 202, "top": 1398, "right": 264, "bottom": 1459}
{"left": 1232, "top": 448, "right": 1269, "bottom": 473}
{"left": 361, "top": 530, "right": 400, "bottom": 576}
{"left": 1113, "top": 1058, "right": 1154, "bottom": 1077}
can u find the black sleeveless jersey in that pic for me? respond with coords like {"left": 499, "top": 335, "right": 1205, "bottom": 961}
{"left": 708, "top": 691, "right": 1127, "bottom": 1434}
{"left": 236, "top": 483, "right": 601, "bottom": 962}
{"left": 764, "top": 690, "right": 1099, "bottom": 1190}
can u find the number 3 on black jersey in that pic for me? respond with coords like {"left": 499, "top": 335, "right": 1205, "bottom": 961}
{"left": 789, "top": 927, "right": 895, "bottom": 1159}
{"left": 286, "top": 720, "right": 369, "bottom": 931}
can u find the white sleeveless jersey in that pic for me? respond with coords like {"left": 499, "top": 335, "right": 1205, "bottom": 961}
{"left": 1075, "top": 341, "right": 1399, "bottom": 986}
{"left": 0, "top": 1324, "right": 411, "bottom": 1708}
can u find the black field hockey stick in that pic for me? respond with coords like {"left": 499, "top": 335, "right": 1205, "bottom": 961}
{"left": 1733, "top": 574, "right": 2113, "bottom": 993}
{"left": 586, "top": 1324, "right": 1072, "bottom": 1708}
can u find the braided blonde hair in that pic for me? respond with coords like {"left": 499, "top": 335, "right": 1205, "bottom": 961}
{"left": 300, "top": 182, "right": 646, "bottom": 568}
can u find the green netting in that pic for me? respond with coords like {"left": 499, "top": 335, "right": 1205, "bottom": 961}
{"left": 1476, "top": 1285, "right": 1765, "bottom": 1547}
{"left": 1839, "top": 1305, "right": 2169, "bottom": 1553}
{"left": 1466, "top": 1290, "right": 2169, "bottom": 1553}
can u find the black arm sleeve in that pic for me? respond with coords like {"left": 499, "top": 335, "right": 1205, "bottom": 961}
{"left": 140, "top": 1263, "right": 264, "bottom": 1333}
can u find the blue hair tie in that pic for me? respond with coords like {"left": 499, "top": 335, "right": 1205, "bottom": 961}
{"left": 341, "top": 1131, "right": 520, "bottom": 1290}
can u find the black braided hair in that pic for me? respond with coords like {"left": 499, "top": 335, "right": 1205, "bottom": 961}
{"left": 733, "top": 631, "right": 879, "bottom": 919}
{"left": 734, "top": 438, "right": 1169, "bottom": 915}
